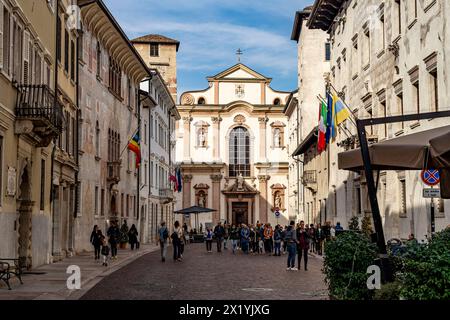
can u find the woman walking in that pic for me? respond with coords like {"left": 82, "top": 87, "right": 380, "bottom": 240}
{"left": 297, "top": 221, "right": 310, "bottom": 271}
{"left": 100, "top": 232, "right": 109, "bottom": 266}
{"left": 240, "top": 224, "right": 250, "bottom": 254}
{"left": 128, "top": 224, "right": 139, "bottom": 250}
{"left": 90, "top": 225, "right": 101, "bottom": 260}
{"left": 171, "top": 221, "right": 183, "bottom": 262}
{"left": 204, "top": 227, "right": 213, "bottom": 253}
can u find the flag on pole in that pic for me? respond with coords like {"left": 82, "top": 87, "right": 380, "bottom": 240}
{"left": 334, "top": 94, "right": 351, "bottom": 125}
{"left": 176, "top": 167, "right": 182, "bottom": 192}
{"left": 127, "top": 133, "right": 141, "bottom": 168}
{"left": 318, "top": 101, "right": 327, "bottom": 153}
{"left": 326, "top": 93, "right": 334, "bottom": 144}
{"left": 169, "top": 174, "right": 178, "bottom": 192}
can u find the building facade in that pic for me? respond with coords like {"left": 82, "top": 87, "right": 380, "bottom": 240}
{"left": 287, "top": 6, "right": 331, "bottom": 225}
{"left": 175, "top": 63, "right": 291, "bottom": 228}
{"left": 75, "top": 0, "right": 150, "bottom": 252}
{"left": 140, "top": 70, "right": 180, "bottom": 243}
{"left": 304, "top": 0, "right": 450, "bottom": 241}
{"left": 132, "top": 34, "right": 179, "bottom": 103}
{"left": 0, "top": 0, "right": 64, "bottom": 268}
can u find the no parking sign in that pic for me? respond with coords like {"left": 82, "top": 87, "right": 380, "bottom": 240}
{"left": 421, "top": 169, "right": 440, "bottom": 187}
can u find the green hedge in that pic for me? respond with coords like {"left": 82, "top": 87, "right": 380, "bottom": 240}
{"left": 323, "top": 231, "right": 378, "bottom": 300}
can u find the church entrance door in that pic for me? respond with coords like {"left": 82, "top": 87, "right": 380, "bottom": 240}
{"left": 232, "top": 202, "right": 248, "bottom": 225}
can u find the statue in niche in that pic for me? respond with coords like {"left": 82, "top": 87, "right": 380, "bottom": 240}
{"left": 198, "top": 128, "right": 206, "bottom": 147}
{"left": 274, "top": 128, "right": 281, "bottom": 147}
{"left": 275, "top": 193, "right": 282, "bottom": 209}
{"left": 198, "top": 192, "right": 206, "bottom": 208}
{"left": 237, "top": 173, "right": 244, "bottom": 191}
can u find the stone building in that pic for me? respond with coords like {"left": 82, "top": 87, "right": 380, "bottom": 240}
{"left": 140, "top": 70, "right": 180, "bottom": 243}
{"left": 175, "top": 63, "right": 291, "bottom": 228}
{"left": 0, "top": 0, "right": 64, "bottom": 268}
{"left": 75, "top": 0, "right": 150, "bottom": 252}
{"left": 304, "top": 0, "right": 450, "bottom": 241}
{"left": 132, "top": 34, "right": 180, "bottom": 103}
{"left": 286, "top": 6, "right": 331, "bottom": 225}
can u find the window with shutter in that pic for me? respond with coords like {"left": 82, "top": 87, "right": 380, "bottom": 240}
{"left": 22, "top": 30, "right": 30, "bottom": 85}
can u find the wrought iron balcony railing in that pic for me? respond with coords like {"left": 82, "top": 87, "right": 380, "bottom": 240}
{"left": 302, "top": 170, "right": 317, "bottom": 185}
{"left": 159, "top": 188, "right": 174, "bottom": 200}
{"left": 15, "top": 85, "right": 64, "bottom": 135}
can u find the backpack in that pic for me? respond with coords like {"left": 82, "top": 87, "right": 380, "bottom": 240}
{"left": 171, "top": 231, "right": 179, "bottom": 241}
{"left": 101, "top": 245, "right": 110, "bottom": 256}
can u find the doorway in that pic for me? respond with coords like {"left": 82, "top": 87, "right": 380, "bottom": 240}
{"left": 232, "top": 202, "right": 249, "bottom": 225}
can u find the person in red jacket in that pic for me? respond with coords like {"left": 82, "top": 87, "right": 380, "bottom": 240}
{"left": 296, "top": 221, "right": 310, "bottom": 271}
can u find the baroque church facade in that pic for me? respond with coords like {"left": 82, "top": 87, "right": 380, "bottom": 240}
{"left": 175, "top": 64, "right": 292, "bottom": 228}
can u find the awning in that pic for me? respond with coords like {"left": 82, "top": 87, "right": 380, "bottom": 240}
{"left": 292, "top": 127, "right": 318, "bottom": 157}
{"left": 338, "top": 125, "right": 450, "bottom": 172}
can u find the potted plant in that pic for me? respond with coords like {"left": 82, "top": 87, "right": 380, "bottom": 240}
{"left": 119, "top": 221, "right": 129, "bottom": 249}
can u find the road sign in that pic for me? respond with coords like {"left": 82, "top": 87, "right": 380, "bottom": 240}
{"left": 421, "top": 169, "right": 440, "bottom": 186}
{"left": 423, "top": 188, "right": 441, "bottom": 198}
{"left": 275, "top": 210, "right": 281, "bottom": 218}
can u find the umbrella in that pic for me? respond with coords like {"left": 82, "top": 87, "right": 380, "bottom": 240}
{"left": 338, "top": 125, "right": 450, "bottom": 198}
{"left": 174, "top": 206, "right": 216, "bottom": 233}
{"left": 338, "top": 125, "right": 450, "bottom": 171}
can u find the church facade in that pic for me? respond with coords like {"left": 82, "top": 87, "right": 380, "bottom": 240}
{"left": 175, "top": 64, "right": 292, "bottom": 228}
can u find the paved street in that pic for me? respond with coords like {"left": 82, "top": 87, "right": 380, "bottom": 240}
{"left": 81, "top": 243, "right": 328, "bottom": 300}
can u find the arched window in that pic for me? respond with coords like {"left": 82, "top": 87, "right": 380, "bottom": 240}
{"left": 273, "top": 98, "right": 281, "bottom": 106}
{"left": 198, "top": 97, "right": 206, "bottom": 105}
{"left": 229, "top": 127, "right": 250, "bottom": 177}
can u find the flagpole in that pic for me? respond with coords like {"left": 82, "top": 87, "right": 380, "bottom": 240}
{"left": 118, "top": 127, "right": 139, "bottom": 160}
{"left": 317, "top": 95, "right": 352, "bottom": 139}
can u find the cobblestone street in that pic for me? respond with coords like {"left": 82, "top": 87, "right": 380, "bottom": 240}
{"left": 81, "top": 243, "right": 328, "bottom": 300}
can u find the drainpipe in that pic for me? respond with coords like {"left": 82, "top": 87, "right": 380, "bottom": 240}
{"left": 74, "top": 19, "right": 81, "bottom": 220}
{"left": 51, "top": 0, "right": 61, "bottom": 256}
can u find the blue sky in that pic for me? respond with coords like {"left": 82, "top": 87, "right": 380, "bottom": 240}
{"left": 104, "top": 0, "right": 312, "bottom": 101}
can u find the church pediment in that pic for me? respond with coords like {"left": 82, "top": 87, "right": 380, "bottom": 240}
{"left": 222, "top": 179, "right": 258, "bottom": 195}
{"left": 207, "top": 63, "right": 271, "bottom": 82}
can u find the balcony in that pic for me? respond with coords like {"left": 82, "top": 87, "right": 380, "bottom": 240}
{"left": 15, "top": 85, "right": 64, "bottom": 147}
{"left": 159, "top": 188, "right": 174, "bottom": 203}
{"left": 302, "top": 170, "right": 317, "bottom": 185}
{"left": 107, "top": 161, "right": 122, "bottom": 185}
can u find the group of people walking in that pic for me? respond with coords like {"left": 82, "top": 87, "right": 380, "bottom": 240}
{"left": 90, "top": 220, "right": 140, "bottom": 266}
{"left": 202, "top": 220, "right": 344, "bottom": 271}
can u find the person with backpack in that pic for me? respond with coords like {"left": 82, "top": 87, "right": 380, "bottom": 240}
{"left": 274, "top": 225, "right": 282, "bottom": 256}
{"left": 171, "top": 221, "right": 183, "bottom": 262}
{"left": 240, "top": 224, "right": 250, "bottom": 254}
{"left": 285, "top": 221, "right": 298, "bottom": 271}
{"left": 204, "top": 227, "right": 214, "bottom": 253}
{"left": 158, "top": 221, "right": 169, "bottom": 262}
{"left": 230, "top": 224, "right": 239, "bottom": 254}
{"left": 107, "top": 220, "right": 120, "bottom": 260}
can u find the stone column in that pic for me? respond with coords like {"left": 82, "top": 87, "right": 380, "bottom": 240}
{"left": 258, "top": 117, "right": 268, "bottom": 162}
{"left": 211, "top": 117, "right": 222, "bottom": 161}
{"left": 182, "top": 174, "right": 193, "bottom": 213}
{"left": 182, "top": 116, "right": 192, "bottom": 161}
{"left": 258, "top": 175, "right": 271, "bottom": 223}
{"left": 210, "top": 174, "right": 223, "bottom": 223}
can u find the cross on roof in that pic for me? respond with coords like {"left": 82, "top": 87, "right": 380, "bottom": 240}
{"left": 236, "top": 48, "right": 243, "bottom": 62}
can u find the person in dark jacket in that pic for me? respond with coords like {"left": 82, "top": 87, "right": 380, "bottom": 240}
{"left": 230, "top": 224, "right": 239, "bottom": 254}
{"left": 274, "top": 225, "right": 282, "bottom": 256}
{"left": 90, "top": 225, "right": 101, "bottom": 260}
{"left": 285, "top": 221, "right": 297, "bottom": 270}
{"left": 128, "top": 224, "right": 139, "bottom": 250}
{"left": 213, "top": 222, "right": 225, "bottom": 253}
{"left": 240, "top": 224, "right": 250, "bottom": 254}
{"left": 107, "top": 221, "right": 120, "bottom": 259}
{"left": 296, "top": 221, "right": 310, "bottom": 271}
